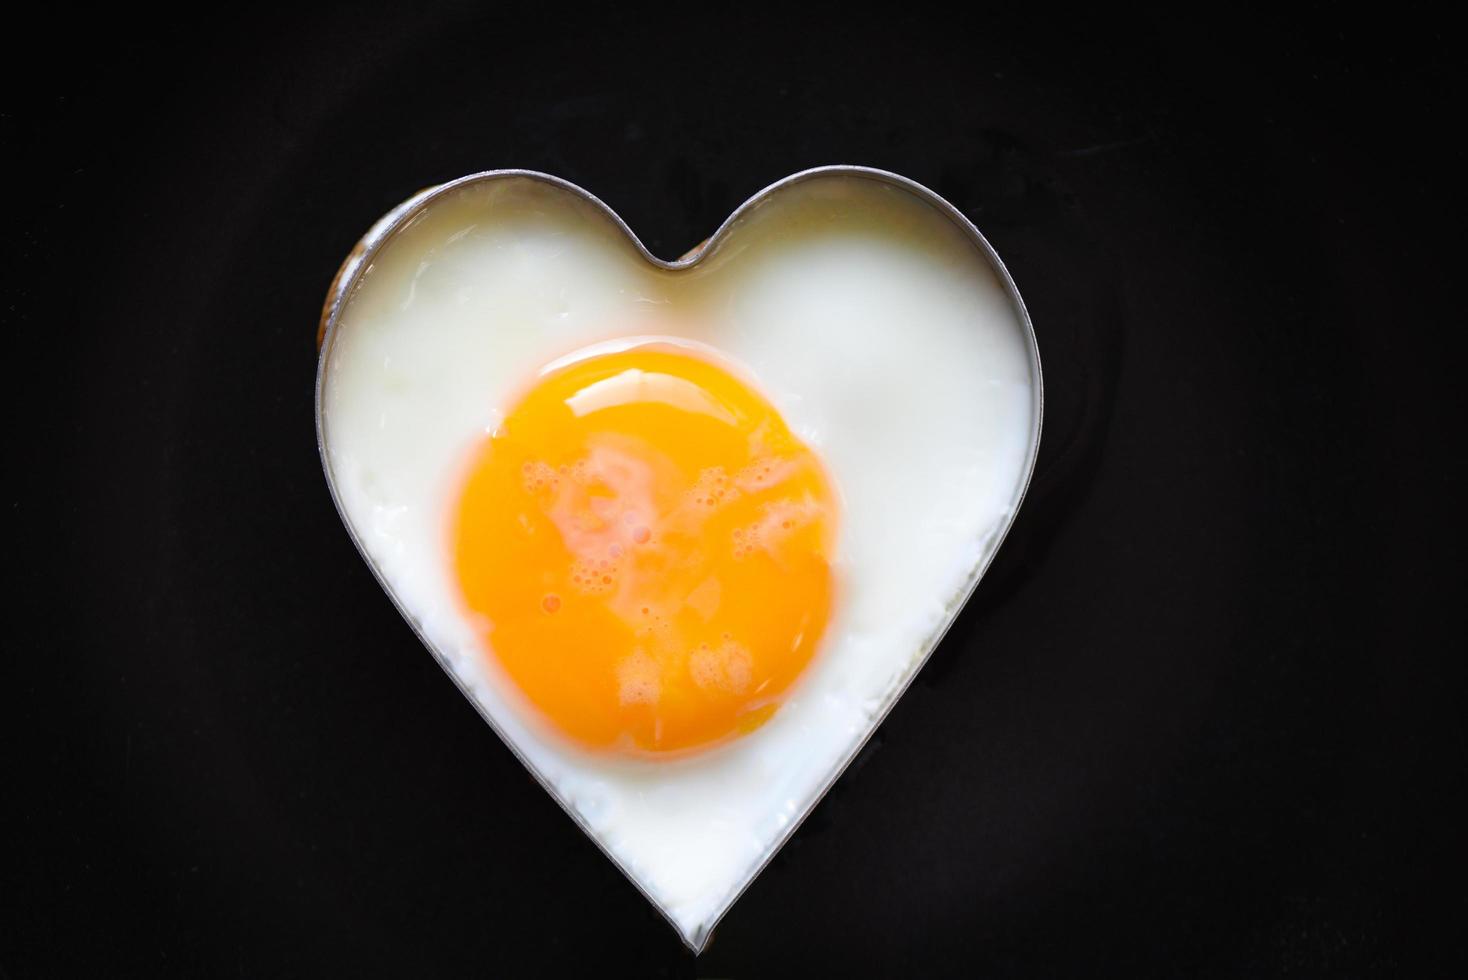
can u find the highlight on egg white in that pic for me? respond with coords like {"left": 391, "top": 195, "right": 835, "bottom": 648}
{"left": 317, "top": 170, "right": 1039, "bottom": 949}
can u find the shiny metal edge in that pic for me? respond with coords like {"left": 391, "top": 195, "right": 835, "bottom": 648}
{"left": 313, "top": 166, "right": 1045, "bottom": 954}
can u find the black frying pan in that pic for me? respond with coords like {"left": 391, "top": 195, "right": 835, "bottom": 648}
{"left": 5, "top": 7, "right": 1456, "bottom": 977}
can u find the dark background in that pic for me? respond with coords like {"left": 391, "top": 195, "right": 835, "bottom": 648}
{"left": 4, "top": 7, "right": 1460, "bottom": 978}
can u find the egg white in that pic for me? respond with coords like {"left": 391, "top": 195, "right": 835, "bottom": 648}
{"left": 319, "top": 172, "right": 1038, "bottom": 947}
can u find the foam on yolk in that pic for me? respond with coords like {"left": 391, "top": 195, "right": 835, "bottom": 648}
{"left": 452, "top": 342, "right": 839, "bottom": 756}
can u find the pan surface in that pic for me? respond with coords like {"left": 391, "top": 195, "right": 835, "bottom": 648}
{"left": 5, "top": 8, "right": 1456, "bottom": 977}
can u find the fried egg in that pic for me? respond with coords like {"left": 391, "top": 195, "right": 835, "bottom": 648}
{"left": 317, "top": 169, "right": 1039, "bottom": 948}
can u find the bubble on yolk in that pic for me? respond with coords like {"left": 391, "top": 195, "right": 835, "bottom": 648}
{"left": 452, "top": 343, "right": 839, "bottom": 756}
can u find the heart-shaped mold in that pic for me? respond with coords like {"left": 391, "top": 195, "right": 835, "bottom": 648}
{"left": 315, "top": 167, "right": 1042, "bottom": 950}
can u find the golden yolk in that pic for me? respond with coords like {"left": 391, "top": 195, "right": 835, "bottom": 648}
{"left": 452, "top": 343, "right": 839, "bottom": 756}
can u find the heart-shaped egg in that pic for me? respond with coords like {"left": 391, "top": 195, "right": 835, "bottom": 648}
{"left": 315, "top": 167, "right": 1042, "bottom": 949}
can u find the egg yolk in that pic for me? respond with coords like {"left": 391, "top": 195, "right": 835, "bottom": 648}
{"left": 452, "top": 343, "right": 838, "bottom": 756}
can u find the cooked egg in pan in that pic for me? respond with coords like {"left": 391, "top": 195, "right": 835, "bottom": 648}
{"left": 317, "top": 169, "right": 1040, "bottom": 947}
